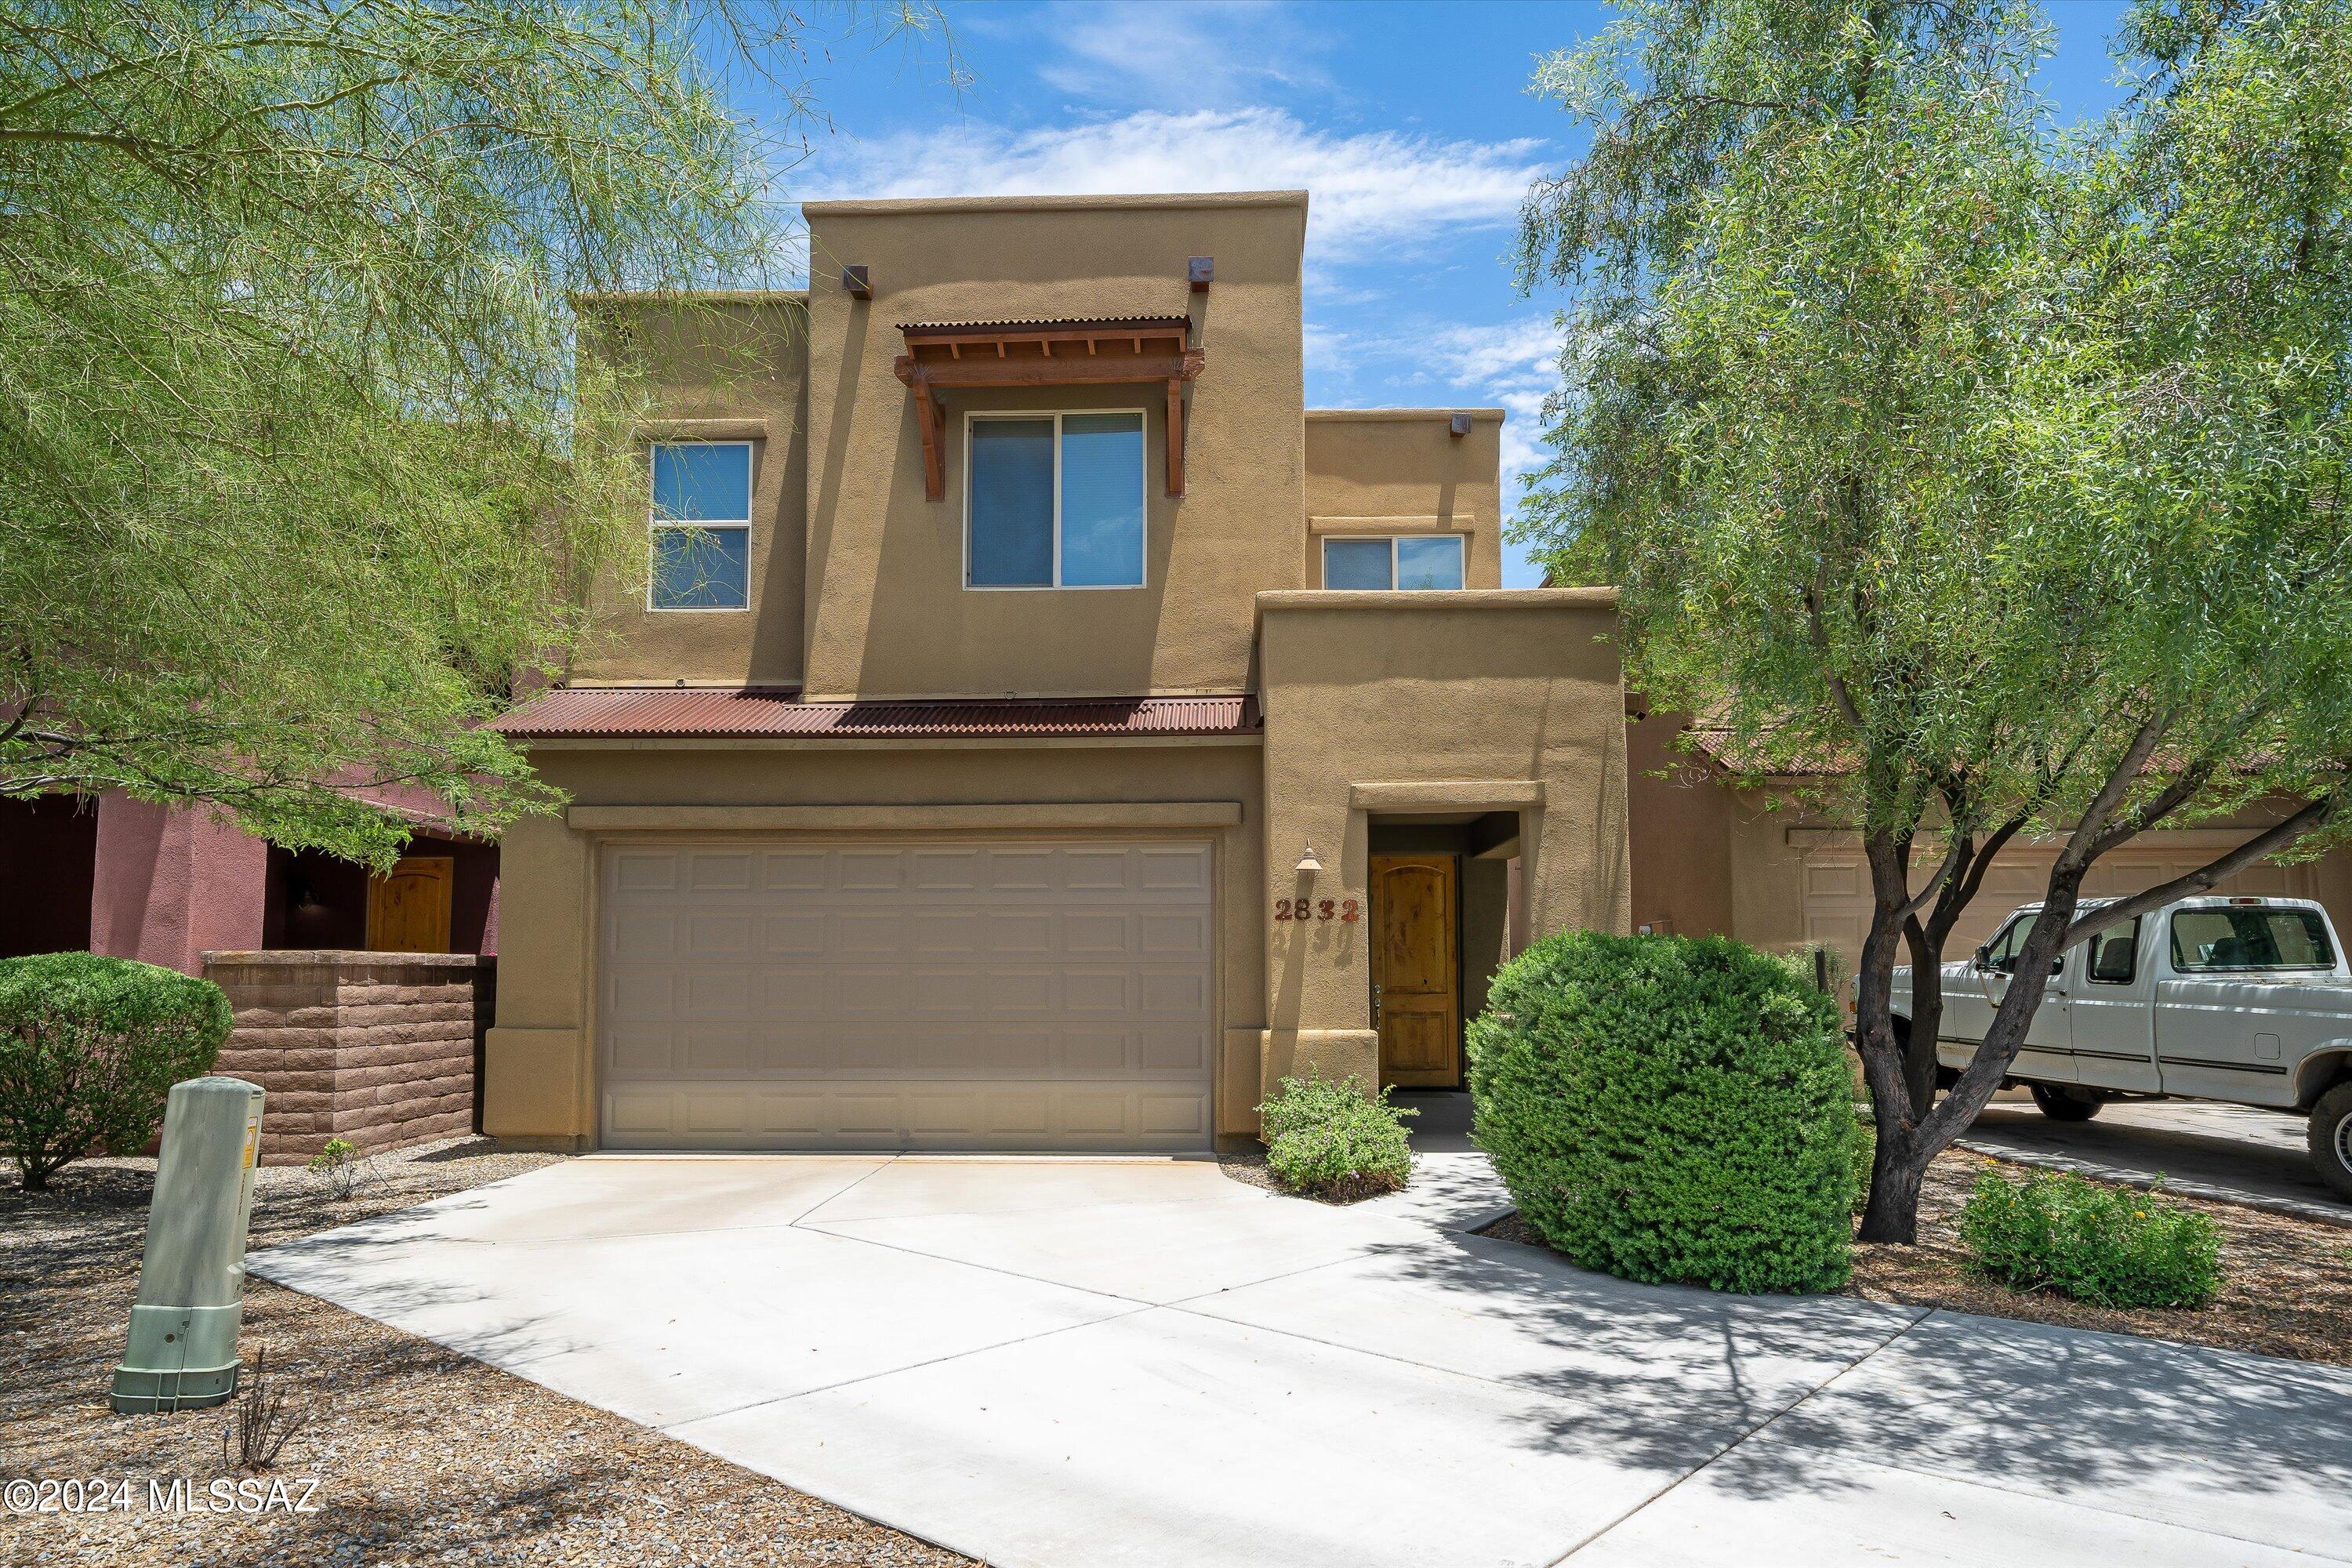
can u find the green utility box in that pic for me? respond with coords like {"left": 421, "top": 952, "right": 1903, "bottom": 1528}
{"left": 110, "top": 1076, "right": 265, "bottom": 1414}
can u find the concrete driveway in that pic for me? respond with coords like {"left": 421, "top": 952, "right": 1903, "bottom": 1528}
{"left": 253, "top": 1153, "right": 2352, "bottom": 1568}
{"left": 1963, "top": 1096, "right": 2352, "bottom": 1225}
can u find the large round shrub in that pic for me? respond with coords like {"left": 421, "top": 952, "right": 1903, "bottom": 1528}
{"left": 1468, "top": 931, "right": 1857, "bottom": 1294}
{"left": 0, "top": 953, "right": 230, "bottom": 1190}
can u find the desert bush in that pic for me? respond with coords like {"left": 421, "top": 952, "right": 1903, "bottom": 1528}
{"left": 1958, "top": 1168, "right": 2221, "bottom": 1308}
{"left": 222, "top": 1344, "right": 314, "bottom": 1472}
{"left": 0, "top": 952, "right": 230, "bottom": 1190}
{"left": 305, "top": 1136, "right": 377, "bottom": 1201}
{"left": 1255, "top": 1073, "right": 1415, "bottom": 1201}
{"left": 1468, "top": 931, "right": 1857, "bottom": 1294}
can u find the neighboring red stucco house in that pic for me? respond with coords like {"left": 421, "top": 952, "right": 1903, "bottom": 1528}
{"left": 0, "top": 790, "right": 499, "bottom": 972}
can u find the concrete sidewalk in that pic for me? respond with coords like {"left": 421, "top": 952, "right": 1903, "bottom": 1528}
{"left": 252, "top": 1152, "right": 2352, "bottom": 1568}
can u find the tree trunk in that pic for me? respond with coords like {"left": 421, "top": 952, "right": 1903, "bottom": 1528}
{"left": 1857, "top": 1126, "right": 1923, "bottom": 1244}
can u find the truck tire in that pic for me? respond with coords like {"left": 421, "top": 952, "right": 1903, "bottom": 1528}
{"left": 2310, "top": 1083, "right": 2352, "bottom": 1202}
{"left": 2029, "top": 1083, "right": 2103, "bottom": 1121}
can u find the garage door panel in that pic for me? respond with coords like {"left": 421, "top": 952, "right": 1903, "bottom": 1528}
{"left": 1140, "top": 1028, "right": 1210, "bottom": 1072}
{"left": 615, "top": 852, "right": 681, "bottom": 893}
{"left": 838, "top": 851, "right": 907, "bottom": 892}
{"left": 1064, "top": 913, "right": 1133, "bottom": 955}
{"left": 984, "top": 912, "right": 1055, "bottom": 954}
{"left": 608, "top": 1025, "right": 674, "bottom": 1075}
{"left": 985, "top": 847, "right": 1057, "bottom": 890}
{"left": 1062, "top": 1094, "right": 1131, "bottom": 1135}
{"left": 681, "top": 971, "right": 751, "bottom": 1015}
{"left": 1139, "top": 971, "right": 1208, "bottom": 1016}
{"left": 601, "top": 837, "right": 1217, "bottom": 1151}
{"left": 1062, "top": 1029, "right": 1129, "bottom": 1072}
{"left": 687, "top": 851, "right": 755, "bottom": 891}
{"left": 612, "top": 968, "right": 677, "bottom": 1020}
{"left": 757, "top": 1026, "right": 831, "bottom": 1072}
{"left": 1063, "top": 971, "right": 1131, "bottom": 1014}
{"left": 985, "top": 1093, "right": 1054, "bottom": 1135}
{"left": 985, "top": 969, "right": 1057, "bottom": 1012}
{"left": 1140, "top": 912, "right": 1210, "bottom": 956}
{"left": 1140, "top": 847, "right": 1211, "bottom": 893}
{"left": 1138, "top": 1092, "right": 1210, "bottom": 1135}
{"left": 761, "top": 850, "right": 829, "bottom": 891}
{"left": 834, "top": 913, "right": 906, "bottom": 955}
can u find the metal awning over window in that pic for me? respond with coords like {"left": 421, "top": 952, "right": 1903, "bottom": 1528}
{"left": 891, "top": 316, "right": 1204, "bottom": 501}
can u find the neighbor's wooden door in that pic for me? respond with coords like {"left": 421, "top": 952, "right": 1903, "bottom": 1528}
{"left": 367, "top": 856, "right": 454, "bottom": 953}
{"left": 1371, "top": 854, "right": 1459, "bottom": 1088}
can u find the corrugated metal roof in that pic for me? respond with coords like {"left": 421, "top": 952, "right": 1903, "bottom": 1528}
{"left": 491, "top": 688, "right": 1261, "bottom": 740}
{"left": 895, "top": 314, "right": 1192, "bottom": 333}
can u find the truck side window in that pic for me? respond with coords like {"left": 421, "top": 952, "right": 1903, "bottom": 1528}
{"left": 2085, "top": 918, "right": 2140, "bottom": 984}
{"left": 1981, "top": 917, "right": 2027, "bottom": 974}
{"left": 2169, "top": 907, "right": 2336, "bottom": 972}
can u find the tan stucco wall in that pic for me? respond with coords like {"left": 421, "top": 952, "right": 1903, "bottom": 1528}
{"left": 481, "top": 739, "right": 1270, "bottom": 1145}
{"left": 572, "top": 296, "right": 811, "bottom": 686}
{"left": 1255, "top": 589, "right": 1632, "bottom": 1089}
{"left": 798, "top": 193, "right": 1308, "bottom": 701}
{"left": 1629, "top": 769, "right": 2352, "bottom": 967}
{"left": 1304, "top": 410, "right": 1504, "bottom": 590}
{"left": 1626, "top": 710, "right": 1738, "bottom": 938}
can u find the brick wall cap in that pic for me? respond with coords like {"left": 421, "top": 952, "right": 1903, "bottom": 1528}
{"left": 202, "top": 950, "right": 482, "bottom": 971}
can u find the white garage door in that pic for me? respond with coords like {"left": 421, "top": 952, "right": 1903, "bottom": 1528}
{"left": 600, "top": 839, "right": 1216, "bottom": 1150}
{"left": 1801, "top": 841, "right": 2321, "bottom": 972}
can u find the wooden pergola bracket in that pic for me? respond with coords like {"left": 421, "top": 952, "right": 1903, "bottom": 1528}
{"left": 894, "top": 318, "right": 1205, "bottom": 502}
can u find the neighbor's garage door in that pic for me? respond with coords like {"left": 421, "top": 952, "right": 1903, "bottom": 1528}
{"left": 598, "top": 839, "right": 1215, "bottom": 1150}
{"left": 1801, "top": 842, "right": 2321, "bottom": 972}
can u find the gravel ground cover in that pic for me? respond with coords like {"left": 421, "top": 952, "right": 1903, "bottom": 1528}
{"left": 1479, "top": 1145, "right": 2352, "bottom": 1365}
{"left": 2, "top": 1138, "right": 971, "bottom": 1567}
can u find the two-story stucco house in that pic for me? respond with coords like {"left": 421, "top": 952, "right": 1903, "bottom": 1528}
{"left": 479, "top": 191, "right": 1631, "bottom": 1152}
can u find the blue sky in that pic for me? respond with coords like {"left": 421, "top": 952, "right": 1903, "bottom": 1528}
{"left": 743, "top": 1, "right": 2138, "bottom": 585}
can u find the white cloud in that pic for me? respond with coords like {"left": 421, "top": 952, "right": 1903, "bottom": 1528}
{"left": 805, "top": 107, "right": 1547, "bottom": 260}
{"left": 1025, "top": 2, "right": 1333, "bottom": 107}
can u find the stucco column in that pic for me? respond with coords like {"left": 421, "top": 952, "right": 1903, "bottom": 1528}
{"left": 89, "top": 794, "right": 269, "bottom": 976}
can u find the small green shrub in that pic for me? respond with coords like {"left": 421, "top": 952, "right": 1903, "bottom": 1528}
{"left": 1958, "top": 1168, "right": 2222, "bottom": 1308}
{"left": 306, "top": 1136, "right": 375, "bottom": 1201}
{"left": 1468, "top": 931, "right": 1857, "bottom": 1294}
{"left": 0, "top": 952, "right": 230, "bottom": 1191}
{"left": 1255, "top": 1073, "right": 1415, "bottom": 1201}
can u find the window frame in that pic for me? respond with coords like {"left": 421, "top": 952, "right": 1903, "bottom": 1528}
{"left": 963, "top": 408, "right": 1149, "bottom": 592}
{"left": 2083, "top": 916, "right": 2141, "bottom": 985}
{"left": 2165, "top": 905, "right": 2337, "bottom": 974}
{"left": 1319, "top": 532, "right": 1468, "bottom": 592}
{"left": 646, "top": 439, "right": 755, "bottom": 614}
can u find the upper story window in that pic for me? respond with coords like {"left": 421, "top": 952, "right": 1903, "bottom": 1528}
{"left": 649, "top": 441, "right": 752, "bottom": 610}
{"left": 1323, "top": 534, "right": 1465, "bottom": 591}
{"left": 967, "top": 412, "right": 1145, "bottom": 589}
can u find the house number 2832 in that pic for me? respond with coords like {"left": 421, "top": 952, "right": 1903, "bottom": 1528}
{"left": 1275, "top": 898, "right": 1359, "bottom": 922}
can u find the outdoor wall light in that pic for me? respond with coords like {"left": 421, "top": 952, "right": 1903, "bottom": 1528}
{"left": 1295, "top": 843, "right": 1324, "bottom": 877}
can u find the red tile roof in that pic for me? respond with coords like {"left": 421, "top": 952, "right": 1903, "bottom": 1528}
{"left": 490, "top": 688, "right": 1261, "bottom": 741}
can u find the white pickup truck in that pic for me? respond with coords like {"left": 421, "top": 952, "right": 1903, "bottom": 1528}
{"left": 1889, "top": 895, "right": 2352, "bottom": 1199}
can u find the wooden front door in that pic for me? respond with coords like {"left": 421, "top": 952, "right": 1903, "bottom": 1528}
{"left": 1371, "top": 854, "right": 1460, "bottom": 1088}
{"left": 367, "top": 856, "right": 454, "bottom": 953}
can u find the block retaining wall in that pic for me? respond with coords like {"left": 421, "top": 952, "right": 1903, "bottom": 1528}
{"left": 200, "top": 950, "right": 481, "bottom": 1164}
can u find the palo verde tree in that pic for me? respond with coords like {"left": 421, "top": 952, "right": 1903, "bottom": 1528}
{"left": 0, "top": 2, "right": 940, "bottom": 865}
{"left": 1516, "top": 0, "right": 2352, "bottom": 1241}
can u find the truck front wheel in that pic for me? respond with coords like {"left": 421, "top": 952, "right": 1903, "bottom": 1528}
{"left": 2029, "top": 1083, "right": 2103, "bottom": 1121}
{"left": 2310, "top": 1083, "right": 2352, "bottom": 1202}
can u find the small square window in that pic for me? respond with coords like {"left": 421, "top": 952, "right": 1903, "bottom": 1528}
{"left": 648, "top": 442, "right": 753, "bottom": 610}
{"left": 1321, "top": 534, "right": 1465, "bottom": 591}
{"left": 967, "top": 412, "right": 1145, "bottom": 588}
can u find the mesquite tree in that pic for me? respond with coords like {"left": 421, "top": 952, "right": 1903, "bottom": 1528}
{"left": 1516, "top": 0, "right": 2352, "bottom": 1241}
{"left": 0, "top": 2, "right": 940, "bottom": 864}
